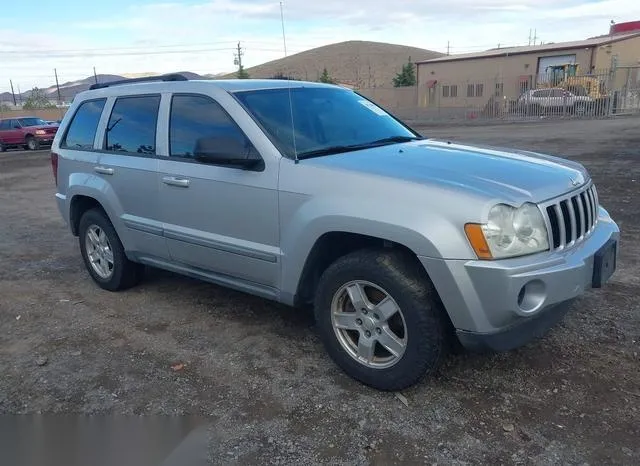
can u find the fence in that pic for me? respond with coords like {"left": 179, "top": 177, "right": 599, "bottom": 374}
{"left": 0, "top": 107, "right": 68, "bottom": 122}
{"left": 361, "top": 66, "right": 640, "bottom": 123}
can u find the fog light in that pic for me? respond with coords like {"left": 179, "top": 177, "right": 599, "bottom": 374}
{"left": 517, "top": 280, "right": 546, "bottom": 314}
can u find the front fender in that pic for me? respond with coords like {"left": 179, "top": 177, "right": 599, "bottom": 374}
{"left": 278, "top": 196, "right": 476, "bottom": 300}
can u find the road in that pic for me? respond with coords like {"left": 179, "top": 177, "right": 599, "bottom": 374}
{"left": 0, "top": 118, "right": 638, "bottom": 464}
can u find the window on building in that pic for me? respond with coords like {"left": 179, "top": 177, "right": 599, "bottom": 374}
{"left": 495, "top": 82, "right": 504, "bottom": 96}
{"left": 450, "top": 85, "right": 458, "bottom": 97}
{"left": 442, "top": 85, "right": 450, "bottom": 98}
{"left": 467, "top": 84, "right": 475, "bottom": 98}
{"left": 169, "top": 94, "right": 249, "bottom": 160}
{"left": 519, "top": 76, "right": 532, "bottom": 94}
{"left": 475, "top": 84, "right": 484, "bottom": 97}
{"left": 61, "top": 98, "right": 107, "bottom": 150}
{"left": 104, "top": 95, "right": 160, "bottom": 155}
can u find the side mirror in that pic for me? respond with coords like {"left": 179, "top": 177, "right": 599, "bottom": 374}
{"left": 194, "top": 136, "right": 263, "bottom": 170}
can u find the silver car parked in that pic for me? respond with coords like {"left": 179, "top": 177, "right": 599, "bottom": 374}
{"left": 51, "top": 74, "right": 619, "bottom": 390}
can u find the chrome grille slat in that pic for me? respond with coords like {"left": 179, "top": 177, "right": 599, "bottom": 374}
{"left": 566, "top": 199, "right": 577, "bottom": 244}
{"left": 553, "top": 203, "right": 566, "bottom": 248}
{"left": 587, "top": 187, "right": 596, "bottom": 230}
{"left": 573, "top": 195, "right": 585, "bottom": 239}
{"left": 580, "top": 192, "right": 590, "bottom": 235}
{"left": 541, "top": 182, "right": 598, "bottom": 252}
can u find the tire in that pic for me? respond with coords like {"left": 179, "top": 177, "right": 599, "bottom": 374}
{"left": 25, "top": 136, "right": 39, "bottom": 151}
{"left": 527, "top": 104, "right": 541, "bottom": 116}
{"left": 314, "top": 248, "right": 448, "bottom": 391}
{"left": 78, "top": 208, "right": 144, "bottom": 291}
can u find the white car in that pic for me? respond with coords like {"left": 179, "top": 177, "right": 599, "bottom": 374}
{"left": 518, "top": 88, "right": 594, "bottom": 115}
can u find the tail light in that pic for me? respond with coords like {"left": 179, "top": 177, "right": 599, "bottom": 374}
{"left": 51, "top": 152, "right": 59, "bottom": 186}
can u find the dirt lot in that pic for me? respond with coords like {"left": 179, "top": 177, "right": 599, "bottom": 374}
{"left": 1, "top": 118, "right": 639, "bottom": 465}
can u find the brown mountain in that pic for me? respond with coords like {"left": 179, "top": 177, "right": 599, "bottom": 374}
{"left": 227, "top": 40, "right": 444, "bottom": 87}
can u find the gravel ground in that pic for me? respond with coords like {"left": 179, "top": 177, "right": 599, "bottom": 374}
{"left": 1, "top": 118, "right": 639, "bottom": 465}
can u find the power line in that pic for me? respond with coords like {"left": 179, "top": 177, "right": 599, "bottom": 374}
{"left": 0, "top": 41, "right": 239, "bottom": 55}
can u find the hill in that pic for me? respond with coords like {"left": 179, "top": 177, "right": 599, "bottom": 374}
{"left": 0, "top": 72, "right": 210, "bottom": 104}
{"left": 228, "top": 40, "right": 444, "bottom": 87}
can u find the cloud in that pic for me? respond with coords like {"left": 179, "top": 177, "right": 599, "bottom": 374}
{"left": 1, "top": 0, "right": 639, "bottom": 91}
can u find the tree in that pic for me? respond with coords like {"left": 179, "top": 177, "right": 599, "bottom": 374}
{"left": 237, "top": 65, "right": 250, "bottom": 79}
{"left": 23, "top": 87, "right": 55, "bottom": 109}
{"left": 392, "top": 57, "right": 417, "bottom": 87}
{"left": 318, "top": 67, "right": 335, "bottom": 84}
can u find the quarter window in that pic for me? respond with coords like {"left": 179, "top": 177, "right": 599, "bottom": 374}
{"left": 62, "top": 98, "right": 106, "bottom": 149}
{"left": 104, "top": 95, "right": 160, "bottom": 155}
{"left": 169, "top": 94, "right": 249, "bottom": 160}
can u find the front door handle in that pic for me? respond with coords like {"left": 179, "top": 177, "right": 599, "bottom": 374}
{"left": 94, "top": 166, "right": 114, "bottom": 175}
{"left": 162, "top": 176, "right": 190, "bottom": 188}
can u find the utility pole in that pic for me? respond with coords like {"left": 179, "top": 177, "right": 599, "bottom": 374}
{"left": 280, "top": 2, "right": 288, "bottom": 57}
{"left": 9, "top": 80, "right": 16, "bottom": 106}
{"left": 54, "top": 68, "right": 62, "bottom": 104}
{"left": 234, "top": 41, "right": 244, "bottom": 70}
{"left": 528, "top": 29, "right": 532, "bottom": 46}
{"left": 533, "top": 29, "right": 538, "bottom": 46}
{"left": 446, "top": 41, "right": 450, "bottom": 55}
{"left": 16, "top": 84, "right": 22, "bottom": 104}
{"left": 93, "top": 67, "right": 98, "bottom": 84}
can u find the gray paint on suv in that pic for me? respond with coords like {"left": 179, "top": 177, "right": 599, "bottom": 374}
{"left": 51, "top": 76, "right": 620, "bottom": 390}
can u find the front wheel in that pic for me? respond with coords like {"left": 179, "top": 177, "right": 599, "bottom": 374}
{"left": 314, "top": 249, "right": 448, "bottom": 391}
{"left": 25, "top": 136, "right": 39, "bottom": 151}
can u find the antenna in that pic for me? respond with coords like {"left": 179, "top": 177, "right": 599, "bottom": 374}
{"left": 280, "top": 2, "right": 288, "bottom": 57}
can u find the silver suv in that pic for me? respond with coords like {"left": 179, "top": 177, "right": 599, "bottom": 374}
{"left": 51, "top": 74, "right": 619, "bottom": 390}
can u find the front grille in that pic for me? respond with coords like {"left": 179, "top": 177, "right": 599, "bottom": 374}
{"left": 543, "top": 183, "right": 598, "bottom": 250}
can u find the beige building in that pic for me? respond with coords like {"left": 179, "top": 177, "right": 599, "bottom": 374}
{"left": 416, "top": 29, "right": 640, "bottom": 110}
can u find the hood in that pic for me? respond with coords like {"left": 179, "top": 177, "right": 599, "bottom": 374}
{"left": 303, "top": 138, "right": 589, "bottom": 203}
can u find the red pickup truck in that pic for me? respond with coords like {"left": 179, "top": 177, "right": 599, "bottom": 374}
{"left": 0, "top": 117, "right": 59, "bottom": 152}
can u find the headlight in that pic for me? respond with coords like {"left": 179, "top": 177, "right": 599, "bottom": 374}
{"left": 465, "top": 203, "right": 549, "bottom": 259}
{"left": 35, "top": 130, "right": 46, "bottom": 135}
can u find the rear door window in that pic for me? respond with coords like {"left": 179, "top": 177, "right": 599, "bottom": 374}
{"left": 62, "top": 98, "right": 107, "bottom": 149}
{"left": 104, "top": 95, "right": 160, "bottom": 155}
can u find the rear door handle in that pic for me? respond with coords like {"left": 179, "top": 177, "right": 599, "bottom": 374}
{"left": 94, "top": 166, "right": 114, "bottom": 175}
{"left": 162, "top": 176, "right": 190, "bottom": 188}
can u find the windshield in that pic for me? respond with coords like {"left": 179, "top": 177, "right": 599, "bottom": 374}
{"left": 234, "top": 87, "right": 419, "bottom": 159}
{"left": 17, "top": 117, "right": 46, "bottom": 127}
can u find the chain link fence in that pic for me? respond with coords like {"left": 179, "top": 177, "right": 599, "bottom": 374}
{"left": 360, "top": 65, "right": 640, "bottom": 124}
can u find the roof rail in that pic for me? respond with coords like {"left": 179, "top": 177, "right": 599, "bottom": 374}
{"left": 89, "top": 73, "right": 189, "bottom": 90}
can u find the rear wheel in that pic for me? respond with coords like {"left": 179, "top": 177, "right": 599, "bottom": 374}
{"left": 78, "top": 208, "right": 144, "bottom": 291}
{"left": 574, "top": 102, "right": 587, "bottom": 116}
{"left": 314, "top": 248, "right": 448, "bottom": 391}
{"left": 25, "top": 136, "right": 39, "bottom": 151}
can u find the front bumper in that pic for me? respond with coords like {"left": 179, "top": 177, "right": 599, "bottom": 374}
{"left": 420, "top": 206, "right": 619, "bottom": 350}
{"left": 35, "top": 135, "right": 55, "bottom": 145}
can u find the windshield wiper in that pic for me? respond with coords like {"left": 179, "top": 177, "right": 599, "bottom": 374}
{"left": 297, "top": 135, "right": 422, "bottom": 160}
